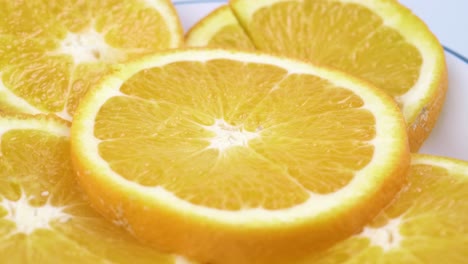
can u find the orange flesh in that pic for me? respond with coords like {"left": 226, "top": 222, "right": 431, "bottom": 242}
{"left": 301, "top": 160, "right": 468, "bottom": 263}
{"left": 94, "top": 59, "right": 376, "bottom": 210}
{"left": 241, "top": 1, "right": 423, "bottom": 98}
{"left": 186, "top": 0, "right": 446, "bottom": 152}
{"left": 208, "top": 25, "right": 256, "bottom": 50}
{"left": 0, "top": 0, "right": 180, "bottom": 116}
{"left": 0, "top": 125, "right": 175, "bottom": 263}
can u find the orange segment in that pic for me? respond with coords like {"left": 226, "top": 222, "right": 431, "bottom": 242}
{"left": 0, "top": 114, "right": 188, "bottom": 263}
{"left": 0, "top": 0, "right": 183, "bottom": 120}
{"left": 240, "top": 0, "right": 422, "bottom": 98}
{"left": 186, "top": 6, "right": 256, "bottom": 50}
{"left": 71, "top": 49, "right": 410, "bottom": 264}
{"left": 186, "top": 0, "right": 448, "bottom": 151}
{"left": 2, "top": 55, "right": 72, "bottom": 112}
{"left": 299, "top": 154, "right": 468, "bottom": 264}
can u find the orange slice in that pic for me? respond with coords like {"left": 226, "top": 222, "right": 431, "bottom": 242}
{"left": 185, "top": 0, "right": 448, "bottom": 151}
{"left": 185, "top": 5, "right": 255, "bottom": 51}
{"left": 299, "top": 154, "right": 468, "bottom": 264}
{"left": 0, "top": 0, "right": 183, "bottom": 120}
{"left": 0, "top": 114, "right": 192, "bottom": 263}
{"left": 71, "top": 49, "right": 410, "bottom": 263}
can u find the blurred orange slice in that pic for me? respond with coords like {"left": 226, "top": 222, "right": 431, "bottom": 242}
{"left": 0, "top": 0, "right": 183, "bottom": 120}
{"left": 186, "top": 6, "right": 255, "bottom": 51}
{"left": 299, "top": 154, "right": 468, "bottom": 264}
{"left": 0, "top": 114, "right": 192, "bottom": 263}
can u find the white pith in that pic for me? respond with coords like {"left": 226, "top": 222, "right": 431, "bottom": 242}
{"left": 53, "top": 28, "right": 125, "bottom": 64}
{"left": 204, "top": 119, "right": 259, "bottom": 151}
{"left": 360, "top": 217, "right": 403, "bottom": 251}
{"left": 74, "top": 49, "right": 407, "bottom": 225}
{"left": 56, "top": 108, "right": 73, "bottom": 121}
{"left": 174, "top": 255, "right": 198, "bottom": 264}
{"left": 0, "top": 118, "right": 69, "bottom": 137}
{"left": 0, "top": 118, "right": 70, "bottom": 236}
{"left": 0, "top": 192, "right": 71, "bottom": 235}
{"left": 411, "top": 154, "right": 468, "bottom": 175}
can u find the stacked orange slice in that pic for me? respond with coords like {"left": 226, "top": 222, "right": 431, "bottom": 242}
{"left": 0, "top": 0, "right": 183, "bottom": 120}
{"left": 0, "top": 114, "right": 191, "bottom": 263}
{"left": 299, "top": 154, "right": 468, "bottom": 263}
{"left": 186, "top": 0, "right": 448, "bottom": 151}
{"left": 71, "top": 49, "right": 410, "bottom": 263}
{"left": 0, "top": 1, "right": 465, "bottom": 264}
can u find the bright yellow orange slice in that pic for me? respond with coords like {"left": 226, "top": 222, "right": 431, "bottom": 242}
{"left": 71, "top": 49, "right": 410, "bottom": 264}
{"left": 185, "top": 0, "right": 448, "bottom": 151}
{"left": 0, "top": 0, "right": 183, "bottom": 120}
{"left": 0, "top": 114, "right": 192, "bottom": 263}
{"left": 299, "top": 154, "right": 468, "bottom": 264}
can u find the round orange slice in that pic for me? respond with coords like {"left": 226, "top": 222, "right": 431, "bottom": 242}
{"left": 0, "top": 0, "right": 183, "bottom": 120}
{"left": 299, "top": 154, "right": 468, "bottom": 264}
{"left": 186, "top": 0, "right": 448, "bottom": 151}
{"left": 0, "top": 114, "right": 192, "bottom": 263}
{"left": 71, "top": 49, "right": 410, "bottom": 263}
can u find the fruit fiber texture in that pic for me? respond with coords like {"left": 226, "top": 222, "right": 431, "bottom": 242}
{"left": 186, "top": 0, "right": 448, "bottom": 151}
{"left": 0, "top": 0, "right": 183, "bottom": 120}
{"left": 71, "top": 49, "right": 410, "bottom": 264}
{"left": 0, "top": 114, "right": 184, "bottom": 263}
{"left": 298, "top": 154, "right": 468, "bottom": 264}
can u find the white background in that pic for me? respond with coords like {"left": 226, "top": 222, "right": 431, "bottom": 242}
{"left": 399, "top": 0, "right": 468, "bottom": 57}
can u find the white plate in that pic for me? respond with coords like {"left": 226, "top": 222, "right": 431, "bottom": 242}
{"left": 173, "top": 0, "right": 468, "bottom": 161}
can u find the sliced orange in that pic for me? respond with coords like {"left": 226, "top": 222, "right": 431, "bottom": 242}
{"left": 0, "top": 114, "right": 192, "bottom": 263}
{"left": 0, "top": 0, "right": 183, "bottom": 120}
{"left": 185, "top": 0, "right": 448, "bottom": 151}
{"left": 71, "top": 49, "right": 410, "bottom": 264}
{"left": 185, "top": 5, "right": 255, "bottom": 51}
{"left": 299, "top": 154, "right": 468, "bottom": 264}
